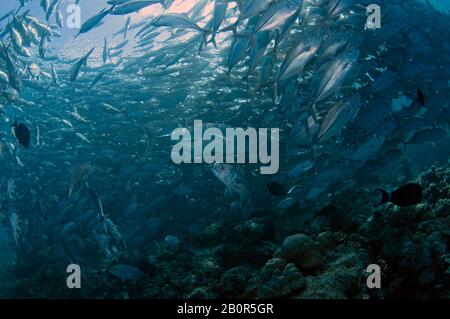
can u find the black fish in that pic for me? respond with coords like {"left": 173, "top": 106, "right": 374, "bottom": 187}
{"left": 267, "top": 182, "right": 287, "bottom": 196}
{"left": 317, "top": 204, "right": 337, "bottom": 216}
{"left": 417, "top": 88, "right": 425, "bottom": 106}
{"left": 377, "top": 183, "right": 422, "bottom": 207}
{"left": 13, "top": 122, "right": 31, "bottom": 148}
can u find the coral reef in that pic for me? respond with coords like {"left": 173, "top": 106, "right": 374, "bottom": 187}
{"left": 2, "top": 165, "right": 449, "bottom": 299}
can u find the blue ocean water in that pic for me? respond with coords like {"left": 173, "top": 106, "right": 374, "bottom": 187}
{"left": 427, "top": 0, "right": 450, "bottom": 11}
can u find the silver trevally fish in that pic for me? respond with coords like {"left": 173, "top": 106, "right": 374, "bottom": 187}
{"left": 211, "top": 163, "right": 252, "bottom": 209}
{"left": 208, "top": 0, "right": 229, "bottom": 47}
{"left": 76, "top": 8, "right": 111, "bottom": 37}
{"left": 254, "top": 0, "right": 300, "bottom": 33}
{"left": 277, "top": 36, "right": 322, "bottom": 82}
{"left": 152, "top": 13, "right": 211, "bottom": 36}
{"left": 317, "top": 95, "right": 361, "bottom": 143}
{"left": 234, "top": 0, "right": 274, "bottom": 26}
{"left": 110, "top": 0, "right": 163, "bottom": 15}
{"left": 70, "top": 48, "right": 95, "bottom": 82}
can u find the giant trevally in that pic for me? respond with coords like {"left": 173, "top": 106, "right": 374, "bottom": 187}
{"left": 208, "top": 0, "right": 229, "bottom": 47}
{"left": 24, "top": 16, "right": 53, "bottom": 36}
{"left": 0, "top": 0, "right": 449, "bottom": 299}
{"left": 89, "top": 71, "right": 108, "bottom": 89}
{"left": 68, "top": 162, "right": 92, "bottom": 197}
{"left": 254, "top": 0, "right": 300, "bottom": 33}
{"left": 111, "top": 39, "right": 129, "bottom": 51}
{"left": 326, "top": 0, "right": 354, "bottom": 18}
{"left": 70, "top": 48, "right": 95, "bottom": 82}
{"left": 163, "top": 48, "right": 188, "bottom": 69}
{"left": 247, "top": 31, "right": 272, "bottom": 78}
{"left": 211, "top": 163, "right": 252, "bottom": 209}
{"left": 349, "top": 136, "right": 386, "bottom": 163}
{"left": 259, "top": 51, "right": 276, "bottom": 87}
{"left": 405, "top": 128, "right": 447, "bottom": 146}
{"left": 110, "top": 0, "right": 163, "bottom": 15}
{"left": 9, "top": 26, "right": 23, "bottom": 48}
{"left": 2, "top": 49, "right": 22, "bottom": 90}
{"left": 313, "top": 48, "right": 360, "bottom": 104}
{"left": 315, "top": 31, "right": 351, "bottom": 66}
{"left": 7, "top": 206, "right": 20, "bottom": 247}
{"left": 55, "top": 1, "right": 63, "bottom": 28}
{"left": 51, "top": 63, "right": 58, "bottom": 84}
{"left": 288, "top": 159, "right": 315, "bottom": 178}
{"left": 274, "top": 3, "right": 301, "bottom": 50}
{"left": 76, "top": 8, "right": 110, "bottom": 37}
{"left": 227, "top": 36, "right": 251, "bottom": 74}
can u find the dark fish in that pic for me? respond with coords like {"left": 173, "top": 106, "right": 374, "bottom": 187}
{"left": 317, "top": 204, "right": 337, "bottom": 216}
{"left": 267, "top": 182, "right": 287, "bottom": 196}
{"left": 417, "top": 88, "right": 425, "bottom": 106}
{"left": 13, "top": 122, "right": 31, "bottom": 148}
{"left": 377, "top": 183, "right": 423, "bottom": 207}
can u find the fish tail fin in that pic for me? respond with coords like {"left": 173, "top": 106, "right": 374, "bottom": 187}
{"left": 201, "top": 30, "right": 212, "bottom": 46}
{"left": 318, "top": 20, "right": 331, "bottom": 36}
{"left": 376, "top": 189, "right": 390, "bottom": 206}
{"left": 220, "top": 23, "right": 237, "bottom": 35}
{"left": 207, "top": 33, "right": 218, "bottom": 49}
{"left": 15, "top": 5, "right": 23, "bottom": 15}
